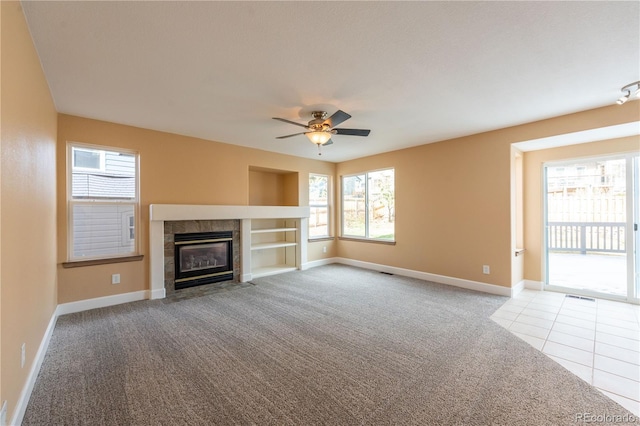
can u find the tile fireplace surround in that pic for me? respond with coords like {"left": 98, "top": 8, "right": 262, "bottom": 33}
{"left": 149, "top": 205, "right": 309, "bottom": 299}
{"left": 164, "top": 221, "right": 239, "bottom": 295}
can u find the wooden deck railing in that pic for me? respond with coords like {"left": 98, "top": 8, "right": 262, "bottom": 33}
{"left": 547, "top": 222, "right": 626, "bottom": 254}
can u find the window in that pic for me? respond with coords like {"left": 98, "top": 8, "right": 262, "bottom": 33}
{"left": 68, "top": 144, "right": 139, "bottom": 260}
{"left": 72, "top": 147, "right": 105, "bottom": 171}
{"left": 309, "top": 174, "right": 330, "bottom": 238}
{"left": 121, "top": 212, "right": 135, "bottom": 245}
{"left": 342, "top": 168, "right": 394, "bottom": 241}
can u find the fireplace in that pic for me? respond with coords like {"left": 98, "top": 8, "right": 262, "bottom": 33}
{"left": 174, "top": 231, "right": 233, "bottom": 290}
{"left": 152, "top": 207, "right": 307, "bottom": 298}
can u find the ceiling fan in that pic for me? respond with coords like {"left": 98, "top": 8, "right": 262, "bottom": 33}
{"left": 273, "top": 110, "right": 370, "bottom": 154}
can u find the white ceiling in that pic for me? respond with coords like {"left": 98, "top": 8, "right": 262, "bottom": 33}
{"left": 21, "top": 1, "right": 640, "bottom": 162}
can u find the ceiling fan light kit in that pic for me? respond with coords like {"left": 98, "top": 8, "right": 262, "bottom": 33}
{"left": 273, "top": 110, "right": 371, "bottom": 155}
{"left": 306, "top": 131, "right": 332, "bottom": 145}
{"left": 616, "top": 80, "right": 640, "bottom": 105}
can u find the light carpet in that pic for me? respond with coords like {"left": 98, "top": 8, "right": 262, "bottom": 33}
{"left": 22, "top": 265, "right": 632, "bottom": 425}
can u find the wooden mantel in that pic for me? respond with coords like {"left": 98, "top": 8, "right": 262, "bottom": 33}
{"left": 149, "top": 205, "right": 310, "bottom": 299}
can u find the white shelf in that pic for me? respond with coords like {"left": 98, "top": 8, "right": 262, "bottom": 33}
{"left": 251, "top": 241, "right": 297, "bottom": 251}
{"left": 252, "top": 265, "right": 297, "bottom": 279}
{"left": 251, "top": 227, "right": 297, "bottom": 234}
{"left": 250, "top": 220, "right": 298, "bottom": 276}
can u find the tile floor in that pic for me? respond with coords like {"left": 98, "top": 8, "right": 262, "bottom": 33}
{"left": 491, "top": 289, "right": 640, "bottom": 416}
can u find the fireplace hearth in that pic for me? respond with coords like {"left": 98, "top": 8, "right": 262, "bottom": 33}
{"left": 174, "top": 231, "right": 233, "bottom": 290}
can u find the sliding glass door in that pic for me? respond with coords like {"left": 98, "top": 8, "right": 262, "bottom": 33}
{"left": 543, "top": 153, "right": 639, "bottom": 302}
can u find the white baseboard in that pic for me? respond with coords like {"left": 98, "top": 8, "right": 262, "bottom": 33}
{"left": 56, "top": 290, "right": 150, "bottom": 316}
{"left": 333, "top": 258, "right": 513, "bottom": 297}
{"left": 149, "top": 288, "right": 166, "bottom": 300}
{"left": 302, "top": 257, "right": 339, "bottom": 270}
{"left": 524, "top": 280, "right": 544, "bottom": 291}
{"left": 10, "top": 309, "right": 58, "bottom": 426}
{"left": 511, "top": 280, "right": 526, "bottom": 297}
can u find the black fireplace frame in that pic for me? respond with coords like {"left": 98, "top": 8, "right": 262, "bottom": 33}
{"left": 174, "top": 231, "right": 233, "bottom": 290}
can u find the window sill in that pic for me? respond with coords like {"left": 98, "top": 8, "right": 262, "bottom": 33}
{"left": 62, "top": 254, "right": 144, "bottom": 268}
{"left": 338, "top": 237, "right": 396, "bottom": 245}
{"left": 308, "top": 237, "right": 335, "bottom": 243}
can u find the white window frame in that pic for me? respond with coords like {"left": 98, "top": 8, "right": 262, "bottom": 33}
{"left": 341, "top": 168, "right": 395, "bottom": 242}
{"left": 309, "top": 173, "right": 331, "bottom": 239}
{"left": 67, "top": 142, "right": 140, "bottom": 261}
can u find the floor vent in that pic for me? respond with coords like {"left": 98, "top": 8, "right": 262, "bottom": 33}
{"left": 379, "top": 271, "right": 394, "bottom": 275}
{"left": 565, "top": 294, "right": 596, "bottom": 302}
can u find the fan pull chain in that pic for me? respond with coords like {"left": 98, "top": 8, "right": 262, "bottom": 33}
{"left": 317, "top": 145, "right": 322, "bottom": 156}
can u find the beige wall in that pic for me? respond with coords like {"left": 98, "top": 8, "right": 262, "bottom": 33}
{"left": 249, "top": 170, "right": 285, "bottom": 206}
{"left": 523, "top": 135, "right": 639, "bottom": 283}
{"left": 336, "top": 131, "right": 514, "bottom": 287}
{"left": 1, "top": 2, "right": 58, "bottom": 421}
{"left": 248, "top": 169, "right": 299, "bottom": 206}
{"left": 57, "top": 114, "right": 335, "bottom": 303}
{"left": 336, "top": 103, "right": 640, "bottom": 288}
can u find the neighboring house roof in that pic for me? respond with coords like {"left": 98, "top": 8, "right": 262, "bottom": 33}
{"left": 72, "top": 172, "right": 135, "bottom": 199}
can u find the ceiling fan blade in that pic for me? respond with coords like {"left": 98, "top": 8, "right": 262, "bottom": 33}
{"left": 322, "top": 139, "right": 334, "bottom": 146}
{"left": 323, "top": 110, "right": 351, "bottom": 128}
{"left": 276, "top": 132, "right": 306, "bottom": 139}
{"left": 334, "top": 128, "right": 371, "bottom": 137}
{"left": 272, "top": 117, "right": 309, "bottom": 128}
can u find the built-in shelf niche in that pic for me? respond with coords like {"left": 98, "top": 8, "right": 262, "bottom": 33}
{"left": 250, "top": 218, "right": 298, "bottom": 279}
{"left": 248, "top": 166, "right": 299, "bottom": 206}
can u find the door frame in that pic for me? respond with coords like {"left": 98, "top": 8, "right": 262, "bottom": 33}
{"left": 542, "top": 152, "right": 639, "bottom": 304}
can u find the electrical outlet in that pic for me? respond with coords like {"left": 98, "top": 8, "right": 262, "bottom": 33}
{"left": 482, "top": 265, "right": 490, "bottom": 275}
{"left": 21, "top": 343, "right": 26, "bottom": 368}
{"left": 322, "top": 246, "right": 327, "bottom": 253}
{"left": 111, "top": 274, "right": 121, "bottom": 284}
